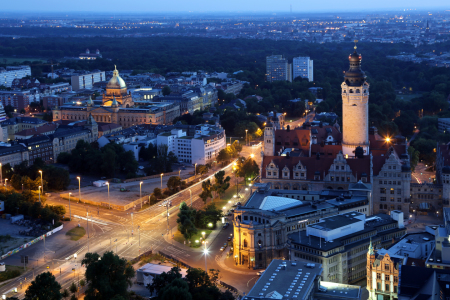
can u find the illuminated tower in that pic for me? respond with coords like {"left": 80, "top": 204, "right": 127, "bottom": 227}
{"left": 341, "top": 42, "right": 369, "bottom": 157}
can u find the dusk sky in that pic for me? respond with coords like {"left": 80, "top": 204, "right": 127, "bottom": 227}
{"left": 2, "top": 0, "right": 448, "bottom": 13}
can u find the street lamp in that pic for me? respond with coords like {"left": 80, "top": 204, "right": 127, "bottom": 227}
{"left": 202, "top": 232, "right": 206, "bottom": 239}
{"left": 234, "top": 254, "right": 238, "bottom": 266}
{"left": 77, "top": 177, "right": 81, "bottom": 203}
{"left": 140, "top": 181, "right": 143, "bottom": 209}
{"left": 189, "top": 189, "right": 192, "bottom": 206}
{"left": 179, "top": 169, "right": 181, "bottom": 177}
{"left": 203, "top": 241, "right": 208, "bottom": 272}
{"left": 4, "top": 178, "right": 7, "bottom": 187}
{"left": 245, "top": 129, "right": 248, "bottom": 146}
{"left": 68, "top": 192, "right": 72, "bottom": 221}
{"left": 106, "top": 182, "right": 110, "bottom": 209}
{"left": 160, "top": 173, "right": 163, "bottom": 190}
{"left": 38, "top": 186, "right": 41, "bottom": 203}
{"left": 39, "top": 170, "right": 43, "bottom": 195}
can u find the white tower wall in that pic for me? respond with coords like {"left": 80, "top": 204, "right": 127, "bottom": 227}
{"left": 341, "top": 82, "right": 370, "bottom": 157}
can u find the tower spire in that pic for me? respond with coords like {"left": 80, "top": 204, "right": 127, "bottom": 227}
{"left": 368, "top": 237, "right": 374, "bottom": 255}
{"left": 354, "top": 39, "right": 358, "bottom": 51}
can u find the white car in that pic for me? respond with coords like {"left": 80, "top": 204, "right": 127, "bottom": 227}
{"left": 257, "top": 270, "right": 265, "bottom": 276}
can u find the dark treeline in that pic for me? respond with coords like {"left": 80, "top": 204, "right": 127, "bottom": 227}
{"left": 2, "top": 36, "right": 450, "bottom": 163}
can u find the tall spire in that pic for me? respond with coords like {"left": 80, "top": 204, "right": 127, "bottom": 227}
{"left": 368, "top": 237, "right": 374, "bottom": 255}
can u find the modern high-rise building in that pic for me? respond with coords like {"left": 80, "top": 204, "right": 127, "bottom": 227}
{"left": 71, "top": 71, "right": 106, "bottom": 91}
{"left": 293, "top": 57, "right": 314, "bottom": 82}
{"left": 0, "top": 66, "right": 32, "bottom": 88}
{"left": 266, "top": 55, "right": 292, "bottom": 82}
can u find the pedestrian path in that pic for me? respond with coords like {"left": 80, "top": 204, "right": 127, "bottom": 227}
{"left": 215, "top": 253, "right": 256, "bottom": 275}
{"left": 164, "top": 225, "right": 223, "bottom": 252}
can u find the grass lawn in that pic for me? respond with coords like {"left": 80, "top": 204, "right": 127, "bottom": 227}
{"left": 0, "top": 265, "right": 27, "bottom": 283}
{"left": 66, "top": 227, "right": 86, "bottom": 241}
{"left": 174, "top": 229, "right": 212, "bottom": 248}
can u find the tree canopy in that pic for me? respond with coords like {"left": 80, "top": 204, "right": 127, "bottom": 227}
{"left": 81, "top": 251, "right": 135, "bottom": 300}
{"left": 24, "top": 271, "right": 62, "bottom": 300}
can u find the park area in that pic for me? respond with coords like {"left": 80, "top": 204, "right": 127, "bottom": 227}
{"left": 65, "top": 227, "right": 86, "bottom": 241}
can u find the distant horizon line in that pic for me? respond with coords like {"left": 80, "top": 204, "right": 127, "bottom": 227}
{"left": 0, "top": 8, "right": 448, "bottom": 14}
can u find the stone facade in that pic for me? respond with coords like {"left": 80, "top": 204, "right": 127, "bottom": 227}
{"left": 367, "top": 249, "right": 401, "bottom": 300}
{"left": 372, "top": 152, "right": 411, "bottom": 216}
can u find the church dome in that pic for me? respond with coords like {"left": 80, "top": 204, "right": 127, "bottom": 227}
{"left": 106, "top": 66, "right": 127, "bottom": 90}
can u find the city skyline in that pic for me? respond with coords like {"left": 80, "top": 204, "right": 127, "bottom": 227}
{"left": 1, "top": 0, "right": 448, "bottom": 13}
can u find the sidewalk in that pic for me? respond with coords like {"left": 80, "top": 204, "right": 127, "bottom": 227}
{"left": 216, "top": 252, "right": 256, "bottom": 275}
{"left": 164, "top": 224, "right": 224, "bottom": 252}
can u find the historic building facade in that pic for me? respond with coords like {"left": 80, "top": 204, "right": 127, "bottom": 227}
{"left": 260, "top": 47, "right": 411, "bottom": 217}
{"left": 53, "top": 67, "right": 180, "bottom": 128}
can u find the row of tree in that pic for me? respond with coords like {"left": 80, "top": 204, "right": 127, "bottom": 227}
{"left": 23, "top": 251, "right": 135, "bottom": 300}
{"left": 57, "top": 140, "right": 139, "bottom": 179}
{"left": 148, "top": 266, "right": 234, "bottom": 300}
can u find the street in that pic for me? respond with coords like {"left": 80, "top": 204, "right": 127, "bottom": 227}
{"left": 0, "top": 146, "right": 260, "bottom": 299}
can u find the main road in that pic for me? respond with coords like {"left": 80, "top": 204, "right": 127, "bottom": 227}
{"left": 0, "top": 147, "right": 261, "bottom": 299}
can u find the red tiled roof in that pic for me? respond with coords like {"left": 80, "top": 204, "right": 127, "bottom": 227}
{"left": 274, "top": 128, "right": 310, "bottom": 153}
{"left": 310, "top": 125, "right": 342, "bottom": 144}
{"left": 15, "top": 123, "right": 58, "bottom": 137}
{"left": 311, "top": 144, "right": 343, "bottom": 157}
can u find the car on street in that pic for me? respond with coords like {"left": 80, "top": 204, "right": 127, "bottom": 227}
{"left": 220, "top": 246, "right": 225, "bottom": 251}
{"left": 257, "top": 270, "right": 265, "bottom": 276}
{"left": 227, "top": 236, "right": 232, "bottom": 241}
{"left": 222, "top": 223, "right": 229, "bottom": 229}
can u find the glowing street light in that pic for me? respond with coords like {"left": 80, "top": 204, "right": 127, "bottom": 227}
{"left": 68, "top": 192, "right": 72, "bottom": 221}
{"left": 140, "top": 181, "right": 143, "bottom": 209}
{"left": 106, "top": 182, "right": 110, "bottom": 209}
{"left": 38, "top": 186, "right": 41, "bottom": 203}
{"left": 39, "top": 170, "right": 43, "bottom": 194}
{"left": 203, "top": 241, "right": 208, "bottom": 271}
{"left": 77, "top": 177, "right": 81, "bottom": 203}
{"left": 160, "top": 173, "right": 163, "bottom": 190}
{"left": 385, "top": 137, "right": 391, "bottom": 143}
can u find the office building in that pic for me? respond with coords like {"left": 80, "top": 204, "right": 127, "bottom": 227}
{"left": 18, "top": 135, "right": 54, "bottom": 164}
{"left": 71, "top": 71, "right": 106, "bottom": 91}
{"left": 232, "top": 184, "right": 370, "bottom": 270}
{"left": 293, "top": 57, "right": 314, "bottom": 82}
{"left": 266, "top": 55, "right": 292, "bottom": 82}
{"left": 289, "top": 211, "right": 406, "bottom": 284}
{"left": 0, "top": 143, "right": 29, "bottom": 167}
{"left": 0, "top": 90, "right": 40, "bottom": 111}
{"left": 1, "top": 116, "right": 47, "bottom": 141}
{"left": 245, "top": 259, "right": 361, "bottom": 300}
{"left": 0, "top": 66, "right": 31, "bottom": 88}
{"left": 157, "top": 124, "right": 226, "bottom": 164}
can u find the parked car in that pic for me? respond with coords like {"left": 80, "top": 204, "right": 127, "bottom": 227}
{"left": 227, "top": 236, "right": 232, "bottom": 241}
{"left": 222, "top": 223, "right": 229, "bottom": 229}
{"left": 220, "top": 246, "right": 225, "bottom": 252}
{"left": 257, "top": 270, "right": 265, "bottom": 276}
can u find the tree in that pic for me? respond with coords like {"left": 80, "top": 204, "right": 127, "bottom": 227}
{"left": 148, "top": 267, "right": 183, "bottom": 295}
{"left": 167, "top": 176, "right": 181, "bottom": 192}
{"left": 408, "top": 146, "right": 420, "bottom": 172}
{"left": 216, "top": 149, "right": 230, "bottom": 165}
{"left": 162, "top": 86, "right": 171, "bottom": 96}
{"left": 24, "top": 272, "right": 62, "bottom": 300}
{"left": 69, "top": 282, "right": 77, "bottom": 296}
{"left": 159, "top": 278, "right": 192, "bottom": 300}
{"left": 196, "top": 165, "right": 208, "bottom": 176}
{"left": 61, "top": 289, "right": 69, "bottom": 300}
{"left": 212, "top": 171, "right": 230, "bottom": 200}
{"left": 232, "top": 140, "right": 242, "bottom": 154}
{"left": 236, "top": 157, "right": 259, "bottom": 183}
{"left": 153, "top": 188, "right": 162, "bottom": 199}
{"left": 79, "top": 279, "right": 86, "bottom": 289}
{"left": 199, "top": 180, "right": 212, "bottom": 204}
{"left": 177, "top": 202, "right": 197, "bottom": 240}
{"left": 82, "top": 251, "right": 135, "bottom": 300}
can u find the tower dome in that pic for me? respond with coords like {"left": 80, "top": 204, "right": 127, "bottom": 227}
{"left": 106, "top": 65, "right": 127, "bottom": 91}
{"left": 344, "top": 50, "right": 366, "bottom": 86}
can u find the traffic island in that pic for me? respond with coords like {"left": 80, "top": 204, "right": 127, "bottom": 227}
{"left": 65, "top": 227, "right": 86, "bottom": 241}
{"left": 173, "top": 229, "right": 212, "bottom": 248}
